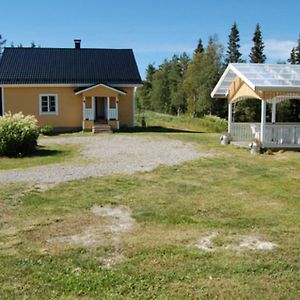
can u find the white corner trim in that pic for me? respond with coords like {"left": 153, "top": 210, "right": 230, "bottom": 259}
{"left": 74, "top": 83, "right": 127, "bottom": 95}
{"left": 1, "top": 87, "right": 4, "bottom": 115}
{"left": 39, "top": 94, "right": 58, "bottom": 115}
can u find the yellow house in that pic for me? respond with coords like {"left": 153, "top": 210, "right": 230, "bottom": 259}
{"left": 0, "top": 40, "right": 142, "bottom": 132}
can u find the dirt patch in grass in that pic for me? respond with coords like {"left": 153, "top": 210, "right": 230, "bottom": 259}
{"left": 195, "top": 231, "right": 218, "bottom": 252}
{"left": 47, "top": 205, "right": 135, "bottom": 268}
{"left": 227, "top": 236, "right": 277, "bottom": 250}
{"left": 195, "top": 232, "right": 277, "bottom": 251}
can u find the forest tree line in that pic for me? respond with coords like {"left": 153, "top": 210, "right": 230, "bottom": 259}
{"left": 137, "top": 23, "right": 300, "bottom": 122}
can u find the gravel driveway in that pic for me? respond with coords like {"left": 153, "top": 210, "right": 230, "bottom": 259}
{"left": 0, "top": 134, "right": 208, "bottom": 189}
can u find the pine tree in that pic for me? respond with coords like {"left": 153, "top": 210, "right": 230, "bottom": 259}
{"left": 179, "top": 52, "right": 190, "bottom": 75}
{"left": 194, "top": 39, "right": 204, "bottom": 55}
{"left": 249, "top": 24, "right": 266, "bottom": 63}
{"left": 295, "top": 35, "right": 300, "bottom": 64}
{"left": 184, "top": 37, "right": 224, "bottom": 117}
{"left": 169, "top": 55, "right": 182, "bottom": 114}
{"left": 288, "top": 48, "right": 297, "bottom": 64}
{"left": 169, "top": 54, "right": 190, "bottom": 115}
{"left": 225, "top": 22, "right": 243, "bottom": 64}
{"left": 31, "top": 41, "right": 36, "bottom": 48}
{"left": 137, "top": 64, "right": 156, "bottom": 110}
{"left": 0, "top": 34, "right": 7, "bottom": 56}
{"left": 151, "top": 60, "right": 171, "bottom": 112}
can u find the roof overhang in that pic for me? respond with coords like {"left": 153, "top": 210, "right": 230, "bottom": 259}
{"left": 211, "top": 64, "right": 255, "bottom": 98}
{"left": 0, "top": 83, "right": 143, "bottom": 88}
{"left": 211, "top": 63, "right": 300, "bottom": 99}
{"left": 74, "top": 83, "right": 127, "bottom": 95}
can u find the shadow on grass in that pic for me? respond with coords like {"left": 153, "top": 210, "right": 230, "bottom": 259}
{"left": 1, "top": 145, "right": 67, "bottom": 158}
{"left": 30, "top": 146, "right": 66, "bottom": 157}
{"left": 115, "top": 126, "right": 204, "bottom": 134}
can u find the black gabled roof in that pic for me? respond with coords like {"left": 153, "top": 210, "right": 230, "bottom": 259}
{"left": 0, "top": 47, "right": 142, "bottom": 85}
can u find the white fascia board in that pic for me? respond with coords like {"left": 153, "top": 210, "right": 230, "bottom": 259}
{"left": 229, "top": 64, "right": 256, "bottom": 91}
{"left": 255, "top": 85, "right": 300, "bottom": 92}
{"left": 211, "top": 65, "right": 232, "bottom": 98}
{"left": 0, "top": 83, "right": 143, "bottom": 88}
{"left": 75, "top": 83, "right": 127, "bottom": 95}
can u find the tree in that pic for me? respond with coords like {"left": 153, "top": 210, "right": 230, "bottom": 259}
{"left": 225, "top": 22, "right": 243, "bottom": 64}
{"left": 31, "top": 41, "right": 36, "bottom": 48}
{"left": 151, "top": 60, "right": 171, "bottom": 112}
{"left": 288, "top": 48, "right": 297, "bottom": 64}
{"left": 194, "top": 38, "right": 204, "bottom": 55}
{"left": 0, "top": 34, "right": 7, "bottom": 56}
{"left": 136, "top": 64, "right": 156, "bottom": 110}
{"left": 295, "top": 35, "right": 300, "bottom": 64}
{"left": 249, "top": 24, "right": 266, "bottom": 63}
{"left": 169, "top": 54, "right": 190, "bottom": 115}
{"left": 184, "top": 37, "right": 224, "bottom": 117}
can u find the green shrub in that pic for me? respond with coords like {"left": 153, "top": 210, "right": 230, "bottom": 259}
{"left": 0, "top": 112, "right": 39, "bottom": 157}
{"left": 201, "top": 115, "right": 228, "bottom": 133}
{"left": 40, "top": 124, "right": 54, "bottom": 135}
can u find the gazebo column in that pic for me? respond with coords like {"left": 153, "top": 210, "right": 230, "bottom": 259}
{"left": 260, "top": 99, "right": 267, "bottom": 145}
{"left": 228, "top": 102, "right": 233, "bottom": 134}
{"left": 271, "top": 101, "right": 276, "bottom": 123}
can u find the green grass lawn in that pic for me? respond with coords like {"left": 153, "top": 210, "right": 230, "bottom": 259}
{"left": 0, "top": 113, "right": 299, "bottom": 299}
{"left": 0, "top": 143, "right": 78, "bottom": 170}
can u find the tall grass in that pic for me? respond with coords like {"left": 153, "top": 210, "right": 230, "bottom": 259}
{"left": 136, "top": 111, "right": 227, "bottom": 133}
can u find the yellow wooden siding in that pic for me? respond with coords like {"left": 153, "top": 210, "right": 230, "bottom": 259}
{"left": 4, "top": 87, "right": 82, "bottom": 128}
{"left": 3, "top": 86, "right": 135, "bottom": 129}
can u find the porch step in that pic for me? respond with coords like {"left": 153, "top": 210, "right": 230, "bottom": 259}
{"left": 92, "top": 123, "right": 112, "bottom": 134}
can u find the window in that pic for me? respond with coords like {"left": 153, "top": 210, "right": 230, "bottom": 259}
{"left": 39, "top": 94, "right": 58, "bottom": 115}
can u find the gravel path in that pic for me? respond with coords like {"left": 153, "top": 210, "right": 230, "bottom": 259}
{"left": 0, "top": 135, "right": 209, "bottom": 188}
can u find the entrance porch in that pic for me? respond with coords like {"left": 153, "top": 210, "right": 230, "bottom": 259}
{"left": 75, "top": 83, "right": 127, "bottom": 132}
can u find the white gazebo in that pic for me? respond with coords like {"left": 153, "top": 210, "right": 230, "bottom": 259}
{"left": 211, "top": 63, "right": 300, "bottom": 148}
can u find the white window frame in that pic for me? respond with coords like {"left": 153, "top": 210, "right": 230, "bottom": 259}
{"left": 39, "top": 94, "right": 58, "bottom": 115}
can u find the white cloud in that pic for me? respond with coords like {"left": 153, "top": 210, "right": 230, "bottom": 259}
{"left": 264, "top": 39, "right": 295, "bottom": 60}
{"left": 241, "top": 39, "right": 296, "bottom": 61}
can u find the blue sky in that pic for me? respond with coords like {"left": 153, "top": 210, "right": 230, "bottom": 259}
{"left": 1, "top": 0, "right": 300, "bottom": 78}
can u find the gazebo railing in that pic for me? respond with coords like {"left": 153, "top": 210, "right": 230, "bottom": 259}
{"left": 231, "top": 123, "right": 259, "bottom": 141}
{"left": 265, "top": 124, "right": 300, "bottom": 146}
{"left": 231, "top": 122, "right": 300, "bottom": 147}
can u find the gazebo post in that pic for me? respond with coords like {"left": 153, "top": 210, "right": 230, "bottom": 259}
{"left": 228, "top": 102, "right": 233, "bottom": 134}
{"left": 271, "top": 101, "right": 276, "bottom": 124}
{"left": 260, "top": 99, "right": 267, "bottom": 146}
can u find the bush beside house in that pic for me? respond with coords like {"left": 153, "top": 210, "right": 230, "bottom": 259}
{"left": 0, "top": 112, "right": 39, "bottom": 157}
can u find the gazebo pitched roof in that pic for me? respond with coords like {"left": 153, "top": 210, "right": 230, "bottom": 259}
{"left": 211, "top": 63, "right": 300, "bottom": 99}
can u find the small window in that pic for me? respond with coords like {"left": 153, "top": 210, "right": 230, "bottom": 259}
{"left": 39, "top": 94, "right": 58, "bottom": 115}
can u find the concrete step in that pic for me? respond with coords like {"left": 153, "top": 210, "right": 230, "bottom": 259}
{"left": 92, "top": 124, "right": 112, "bottom": 134}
